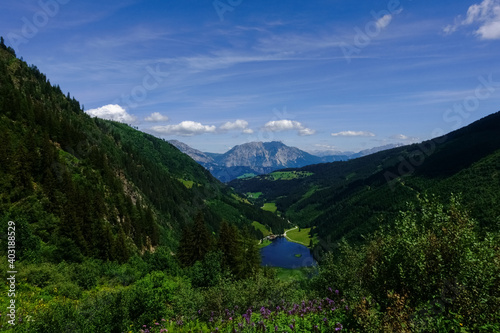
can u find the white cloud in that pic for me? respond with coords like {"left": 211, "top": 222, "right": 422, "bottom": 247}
{"left": 376, "top": 14, "right": 393, "bottom": 29}
{"left": 314, "top": 144, "right": 338, "bottom": 150}
{"left": 264, "top": 120, "right": 298, "bottom": 131}
{"left": 392, "top": 134, "right": 409, "bottom": 140}
{"left": 86, "top": 104, "right": 136, "bottom": 123}
{"left": 444, "top": 0, "right": 500, "bottom": 40}
{"left": 220, "top": 119, "right": 252, "bottom": 133}
{"left": 374, "top": 8, "right": 402, "bottom": 30}
{"left": 331, "top": 130, "right": 375, "bottom": 137}
{"left": 219, "top": 119, "right": 254, "bottom": 134}
{"left": 443, "top": 23, "right": 459, "bottom": 35}
{"left": 145, "top": 112, "right": 169, "bottom": 122}
{"left": 391, "top": 134, "right": 419, "bottom": 141}
{"left": 477, "top": 20, "right": 500, "bottom": 39}
{"left": 263, "top": 119, "right": 316, "bottom": 136}
{"left": 151, "top": 121, "right": 216, "bottom": 136}
{"left": 298, "top": 127, "right": 316, "bottom": 136}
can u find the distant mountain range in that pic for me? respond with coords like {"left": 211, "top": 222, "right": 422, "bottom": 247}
{"left": 169, "top": 140, "right": 404, "bottom": 182}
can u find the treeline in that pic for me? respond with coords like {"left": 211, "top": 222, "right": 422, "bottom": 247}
{"left": 178, "top": 215, "right": 261, "bottom": 283}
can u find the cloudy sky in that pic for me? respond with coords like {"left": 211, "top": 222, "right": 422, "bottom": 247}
{"left": 1, "top": 0, "right": 500, "bottom": 153}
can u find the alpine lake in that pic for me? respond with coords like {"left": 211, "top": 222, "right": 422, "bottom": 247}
{"left": 260, "top": 236, "right": 317, "bottom": 269}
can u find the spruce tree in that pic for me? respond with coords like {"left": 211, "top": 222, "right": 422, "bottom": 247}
{"left": 218, "top": 220, "right": 243, "bottom": 275}
{"left": 178, "top": 225, "right": 195, "bottom": 266}
{"left": 177, "top": 212, "right": 213, "bottom": 267}
{"left": 236, "top": 227, "right": 261, "bottom": 279}
{"left": 192, "top": 212, "right": 212, "bottom": 262}
{"left": 0, "top": 36, "right": 5, "bottom": 49}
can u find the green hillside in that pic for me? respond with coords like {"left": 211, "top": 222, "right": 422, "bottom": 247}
{"left": 0, "top": 43, "right": 286, "bottom": 264}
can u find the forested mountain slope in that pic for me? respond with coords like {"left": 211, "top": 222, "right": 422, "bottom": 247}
{"left": 0, "top": 43, "right": 285, "bottom": 263}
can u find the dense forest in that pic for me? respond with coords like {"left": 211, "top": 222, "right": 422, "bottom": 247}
{"left": 0, "top": 40, "right": 499, "bottom": 332}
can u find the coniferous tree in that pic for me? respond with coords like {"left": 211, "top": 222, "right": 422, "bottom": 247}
{"left": 192, "top": 212, "right": 213, "bottom": 262}
{"left": 236, "top": 227, "right": 261, "bottom": 279}
{"left": 144, "top": 206, "right": 159, "bottom": 246}
{"left": 114, "top": 228, "right": 130, "bottom": 263}
{"left": 178, "top": 225, "right": 195, "bottom": 266}
{"left": 218, "top": 220, "right": 242, "bottom": 275}
{"left": 177, "top": 212, "right": 213, "bottom": 267}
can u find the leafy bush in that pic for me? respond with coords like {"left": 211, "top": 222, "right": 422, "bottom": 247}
{"left": 18, "top": 262, "right": 61, "bottom": 288}
{"left": 313, "top": 194, "right": 500, "bottom": 331}
{"left": 71, "top": 258, "right": 102, "bottom": 290}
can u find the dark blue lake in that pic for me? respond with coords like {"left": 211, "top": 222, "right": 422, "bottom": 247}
{"left": 260, "top": 237, "right": 317, "bottom": 269}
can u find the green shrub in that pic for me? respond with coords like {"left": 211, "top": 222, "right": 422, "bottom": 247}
{"left": 18, "top": 262, "right": 61, "bottom": 288}
{"left": 121, "top": 271, "right": 172, "bottom": 325}
{"left": 43, "top": 282, "right": 82, "bottom": 299}
{"left": 71, "top": 258, "right": 101, "bottom": 290}
{"left": 313, "top": 194, "right": 500, "bottom": 331}
{"left": 22, "top": 299, "right": 79, "bottom": 333}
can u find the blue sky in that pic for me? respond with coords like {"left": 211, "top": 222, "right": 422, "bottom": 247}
{"left": 1, "top": 0, "right": 500, "bottom": 153}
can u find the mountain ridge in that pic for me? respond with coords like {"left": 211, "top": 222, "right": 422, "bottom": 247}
{"left": 170, "top": 140, "right": 404, "bottom": 181}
